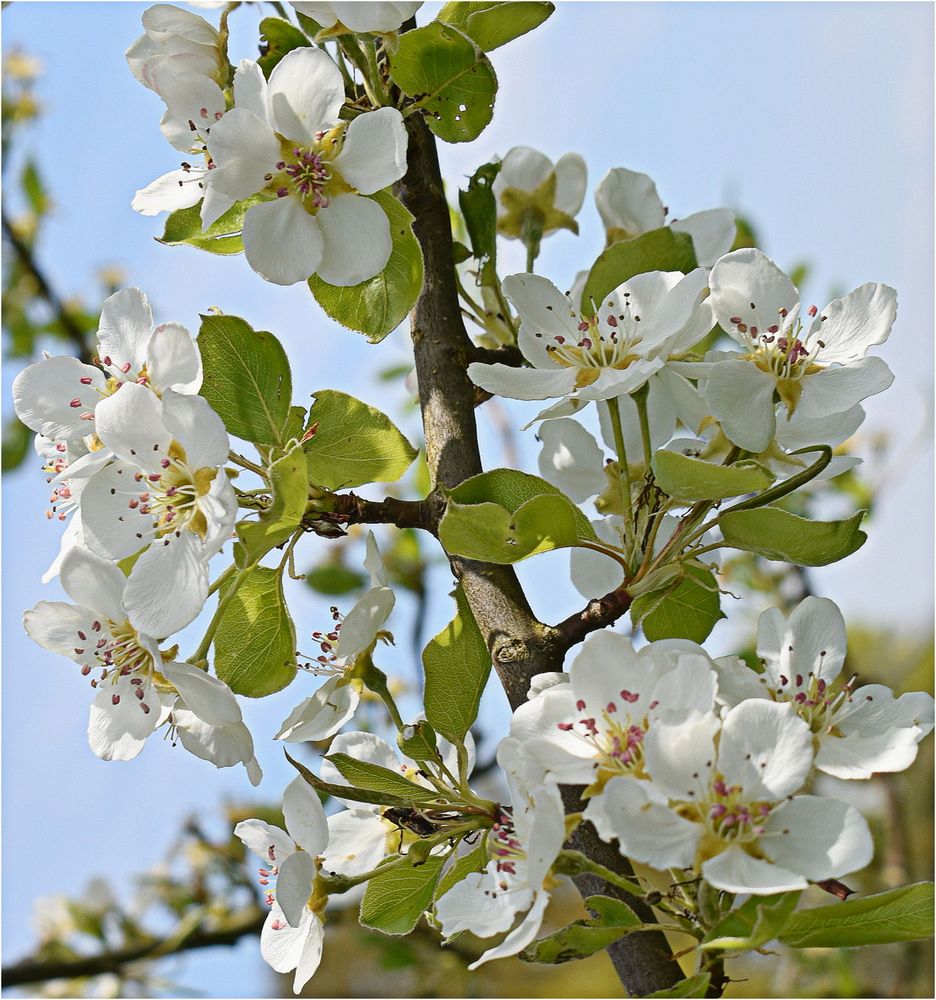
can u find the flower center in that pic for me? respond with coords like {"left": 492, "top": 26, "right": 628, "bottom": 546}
{"left": 488, "top": 807, "right": 527, "bottom": 891}
{"left": 729, "top": 305, "right": 828, "bottom": 381}
{"left": 535, "top": 292, "right": 644, "bottom": 383}
{"left": 71, "top": 615, "right": 158, "bottom": 715}
{"left": 767, "top": 664, "right": 856, "bottom": 737}
{"left": 557, "top": 690, "right": 651, "bottom": 792}
{"left": 127, "top": 443, "right": 216, "bottom": 539}
{"left": 268, "top": 128, "right": 350, "bottom": 214}
{"left": 683, "top": 776, "right": 774, "bottom": 861}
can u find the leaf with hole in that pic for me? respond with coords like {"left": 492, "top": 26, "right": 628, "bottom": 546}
{"left": 389, "top": 21, "right": 497, "bottom": 143}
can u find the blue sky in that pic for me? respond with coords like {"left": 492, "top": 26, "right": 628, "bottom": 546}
{"left": 2, "top": 3, "right": 932, "bottom": 995}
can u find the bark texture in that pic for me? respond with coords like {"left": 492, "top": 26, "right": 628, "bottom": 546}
{"left": 399, "top": 112, "right": 682, "bottom": 995}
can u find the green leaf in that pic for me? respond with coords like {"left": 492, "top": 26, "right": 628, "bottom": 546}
{"left": 235, "top": 446, "right": 308, "bottom": 567}
{"left": 718, "top": 507, "right": 867, "bottom": 566}
{"left": 584, "top": 895, "right": 643, "bottom": 927}
{"left": 423, "top": 586, "right": 491, "bottom": 742}
{"left": 158, "top": 195, "right": 264, "bottom": 256}
{"left": 520, "top": 899, "right": 643, "bottom": 964}
{"left": 437, "top": 1, "right": 554, "bottom": 51}
{"left": 198, "top": 314, "right": 292, "bottom": 446}
{"left": 389, "top": 21, "right": 497, "bottom": 143}
{"left": 325, "top": 753, "right": 439, "bottom": 803}
{"left": 304, "top": 563, "right": 366, "bottom": 596}
{"left": 631, "top": 565, "right": 724, "bottom": 643}
{"left": 308, "top": 191, "right": 423, "bottom": 342}
{"left": 286, "top": 751, "right": 418, "bottom": 808}
{"left": 652, "top": 451, "right": 775, "bottom": 502}
{"left": 701, "top": 891, "right": 801, "bottom": 951}
{"left": 258, "top": 16, "right": 310, "bottom": 77}
{"left": 22, "top": 159, "right": 49, "bottom": 216}
{"left": 361, "top": 856, "right": 446, "bottom": 935}
{"left": 214, "top": 567, "right": 297, "bottom": 697}
{"left": 581, "top": 228, "right": 698, "bottom": 318}
{"left": 646, "top": 973, "right": 712, "bottom": 998}
{"left": 440, "top": 469, "right": 597, "bottom": 563}
{"left": 435, "top": 839, "right": 489, "bottom": 901}
{"left": 397, "top": 720, "right": 439, "bottom": 762}
{"left": 458, "top": 160, "right": 500, "bottom": 284}
{"left": 305, "top": 389, "right": 417, "bottom": 490}
{"left": 2, "top": 415, "right": 32, "bottom": 471}
{"left": 779, "top": 883, "right": 934, "bottom": 948}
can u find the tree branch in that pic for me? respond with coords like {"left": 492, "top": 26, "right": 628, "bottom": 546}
{"left": 1, "top": 908, "right": 266, "bottom": 988}
{"left": 396, "top": 102, "right": 681, "bottom": 993}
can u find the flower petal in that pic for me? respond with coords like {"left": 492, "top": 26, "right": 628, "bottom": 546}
{"left": 671, "top": 209, "right": 736, "bottom": 267}
{"left": 536, "top": 418, "right": 606, "bottom": 501}
{"left": 796, "top": 356, "right": 894, "bottom": 419}
{"left": 644, "top": 711, "right": 720, "bottom": 801}
{"left": 162, "top": 661, "right": 241, "bottom": 725}
{"left": 812, "top": 283, "right": 897, "bottom": 365}
{"left": 283, "top": 775, "right": 330, "bottom": 856}
{"left": 123, "top": 530, "right": 209, "bottom": 637}
{"left": 160, "top": 389, "right": 228, "bottom": 468}
{"left": 757, "top": 596, "right": 847, "bottom": 691}
{"left": 315, "top": 194, "right": 391, "bottom": 286}
{"left": 132, "top": 168, "right": 206, "bottom": 216}
{"left": 708, "top": 249, "right": 799, "bottom": 346}
{"left": 234, "top": 818, "right": 296, "bottom": 864}
{"left": 93, "top": 381, "right": 172, "bottom": 468}
{"left": 332, "top": 107, "right": 407, "bottom": 195}
{"left": 12, "top": 356, "right": 106, "bottom": 439}
{"left": 59, "top": 546, "right": 128, "bottom": 622}
{"left": 243, "top": 197, "right": 325, "bottom": 286}
{"left": 205, "top": 107, "right": 279, "bottom": 201}
{"left": 145, "top": 323, "right": 202, "bottom": 394}
{"left": 267, "top": 47, "right": 343, "bottom": 144}
{"left": 503, "top": 273, "right": 581, "bottom": 357}
{"left": 594, "top": 167, "right": 665, "bottom": 236}
{"left": 552, "top": 152, "right": 587, "bottom": 216}
{"left": 324, "top": 809, "right": 389, "bottom": 877}
{"left": 260, "top": 903, "right": 311, "bottom": 973}
{"left": 717, "top": 701, "right": 813, "bottom": 800}
{"left": 762, "top": 795, "right": 872, "bottom": 880}
{"left": 468, "top": 362, "right": 578, "bottom": 401}
{"left": 275, "top": 677, "right": 359, "bottom": 742}
{"left": 702, "top": 846, "right": 806, "bottom": 895}
{"left": 277, "top": 850, "right": 318, "bottom": 927}
{"left": 87, "top": 676, "right": 159, "bottom": 761}
{"left": 80, "top": 461, "right": 155, "bottom": 561}
{"left": 494, "top": 146, "right": 552, "bottom": 196}
{"left": 701, "top": 358, "right": 777, "bottom": 452}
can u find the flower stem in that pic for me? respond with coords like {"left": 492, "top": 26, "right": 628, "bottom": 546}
{"left": 633, "top": 384, "right": 654, "bottom": 469}
{"left": 189, "top": 564, "right": 255, "bottom": 666}
{"left": 605, "top": 396, "right": 635, "bottom": 552}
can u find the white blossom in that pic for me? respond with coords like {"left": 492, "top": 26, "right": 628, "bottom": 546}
{"left": 595, "top": 166, "right": 736, "bottom": 266}
{"left": 694, "top": 249, "right": 896, "bottom": 452}
{"left": 202, "top": 50, "right": 407, "bottom": 285}
{"left": 493, "top": 146, "right": 587, "bottom": 243}
{"left": 468, "top": 270, "right": 712, "bottom": 404}
{"left": 434, "top": 738, "right": 566, "bottom": 968}
{"left": 585, "top": 701, "right": 873, "bottom": 894}
{"left": 714, "top": 597, "right": 935, "bottom": 779}
{"left": 79, "top": 385, "right": 236, "bottom": 637}
{"left": 290, "top": 2, "right": 423, "bottom": 33}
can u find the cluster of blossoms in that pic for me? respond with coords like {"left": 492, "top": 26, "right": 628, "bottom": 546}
{"left": 15, "top": 288, "right": 256, "bottom": 779}
{"left": 130, "top": 4, "right": 411, "bottom": 286}
{"left": 13, "top": 2, "right": 930, "bottom": 993}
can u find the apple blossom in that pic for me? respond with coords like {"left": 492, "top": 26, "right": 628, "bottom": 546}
{"left": 126, "top": 4, "right": 224, "bottom": 92}
{"left": 714, "top": 597, "right": 935, "bottom": 780}
{"left": 468, "top": 269, "right": 712, "bottom": 404}
{"left": 276, "top": 532, "right": 395, "bottom": 742}
{"left": 23, "top": 546, "right": 255, "bottom": 777}
{"left": 510, "top": 630, "right": 718, "bottom": 791}
{"left": 434, "top": 738, "right": 566, "bottom": 968}
{"left": 12, "top": 287, "right": 202, "bottom": 446}
{"left": 586, "top": 700, "right": 874, "bottom": 894}
{"left": 493, "top": 146, "right": 587, "bottom": 247}
{"left": 201, "top": 49, "right": 407, "bottom": 285}
{"left": 595, "top": 166, "right": 736, "bottom": 266}
{"left": 290, "top": 2, "right": 424, "bottom": 33}
{"left": 696, "top": 248, "right": 896, "bottom": 452}
{"left": 80, "top": 385, "right": 236, "bottom": 637}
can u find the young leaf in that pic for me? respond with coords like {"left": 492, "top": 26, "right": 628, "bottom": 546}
{"left": 286, "top": 751, "right": 417, "bottom": 809}
{"left": 778, "top": 883, "right": 934, "bottom": 948}
{"left": 423, "top": 586, "right": 491, "bottom": 742}
{"left": 304, "top": 563, "right": 366, "bottom": 595}
{"left": 214, "top": 567, "right": 297, "bottom": 697}
{"left": 198, "top": 314, "right": 292, "bottom": 446}
{"left": 158, "top": 195, "right": 263, "bottom": 255}
{"left": 305, "top": 389, "right": 417, "bottom": 490}
{"left": 631, "top": 565, "right": 724, "bottom": 643}
{"left": 257, "top": 17, "right": 310, "bottom": 77}
{"left": 646, "top": 973, "right": 712, "bottom": 998}
{"left": 652, "top": 450, "right": 775, "bottom": 502}
{"left": 458, "top": 160, "right": 501, "bottom": 285}
{"left": 360, "top": 856, "right": 446, "bottom": 935}
{"left": 389, "top": 21, "right": 497, "bottom": 143}
{"left": 437, "top": 1, "right": 555, "bottom": 51}
{"left": 235, "top": 446, "right": 309, "bottom": 567}
{"left": 584, "top": 895, "right": 643, "bottom": 927}
{"left": 718, "top": 507, "right": 867, "bottom": 566}
{"left": 581, "top": 228, "right": 698, "bottom": 317}
{"left": 434, "top": 839, "right": 489, "bottom": 901}
{"left": 308, "top": 192, "right": 424, "bottom": 343}
{"left": 701, "top": 890, "right": 801, "bottom": 951}
{"left": 519, "top": 899, "right": 643, "bottom": 965}
{"left": 325, "top": 753, "right": 440, "bottom": 803}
